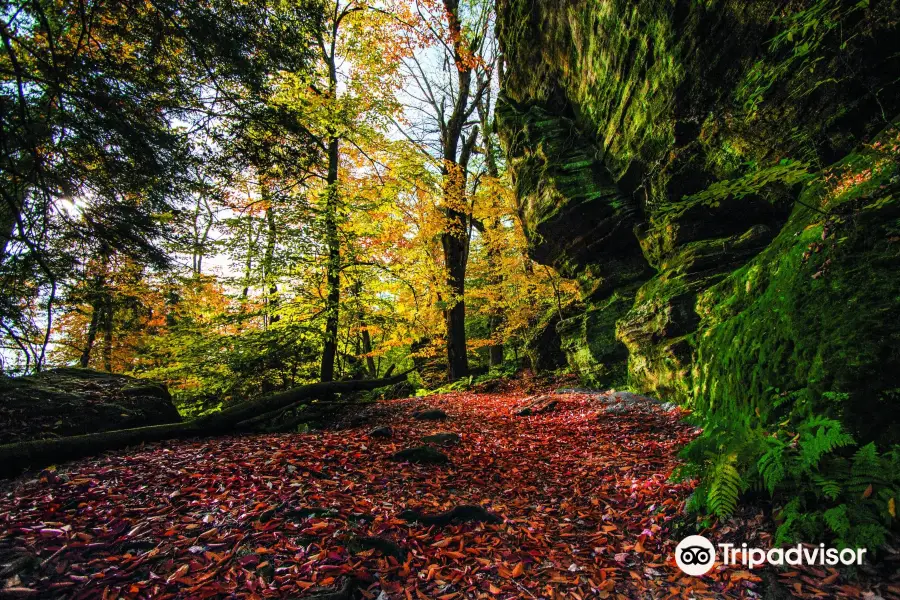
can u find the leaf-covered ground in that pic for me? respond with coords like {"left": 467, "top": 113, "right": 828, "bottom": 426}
{"left": 2, "top": 385, "right": 896, "bottom": 599}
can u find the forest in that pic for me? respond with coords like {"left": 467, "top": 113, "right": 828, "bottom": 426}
{"left": 1, "top": 0, "right": 899, "bottom": 598}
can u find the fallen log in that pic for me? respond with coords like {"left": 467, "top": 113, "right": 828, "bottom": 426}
{"left": 0, "top": 371, "right": 411, "bottom": 479}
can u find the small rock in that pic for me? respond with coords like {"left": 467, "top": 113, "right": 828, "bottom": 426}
{"left": 412, "top": 408, "right": 447, "bottom": 421}
{"left": 300, "top": 577, "right": 362, "bottom": 600}
{"left": 369, "top": 426, "right": 393, "bottom": 438}
{"left": 609, "top": 391, "right": 654, "bottom": 404}
{"left": 284, "top": 506, "right": 339, "bottom": 520}
{"left": 554, "top": 387, "right": 603, "bottom": 395}
{"left": 422, "top": 432, "right": 460, "bottom": 445}
{"left": 659, "top": 402, "right": 678, "bottom": 412}
{"left": 391, "top": 445, "right": 449, "bottom": 464}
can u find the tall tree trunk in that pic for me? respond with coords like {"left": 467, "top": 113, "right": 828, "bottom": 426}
{"left": 79, "top": 270, "right": 106, "bottom": 368}
{"left": 79, "top": 301, "right": 101, "bottom": 368}
{"left": 101, "top": 293, "right": 113, "bottom": 372}
{"left": 241, "top": 216, "right": 254, "bottom": 301}
{"left": 488, "top": 315, "right": 504, "bottom": 367}
{"left": 441, "top": 203, "right": 469, "bottom": 380}
{"left": 320, "top": 137, "right": 341, "bottom": 382}
{"left": 361, "top": 322, "right": 377, "bottom": 377}
{"left": 264, "top": 204, "right": 279, "bottom": 326}
{"left": 479, "top": 87, "right": 504, "bottom": 367}
{"left": 434, "top": 0, "right": 483, "bottom": 380}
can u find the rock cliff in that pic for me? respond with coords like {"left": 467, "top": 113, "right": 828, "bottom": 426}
{"left": 497, "top": 0, "right": 900, "bottom": 444}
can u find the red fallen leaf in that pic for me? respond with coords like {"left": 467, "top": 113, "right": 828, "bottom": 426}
{"left": 166, "top": 564, "right": 189, "bottom": 583}
{"left": 511, "top": 562, "right": 525, "bottom": 578}
{"left": 237, "top": 555, "right": 259, "bottom": 567}
{"left": 0, "top": 386, "right": 770, "bottom": 598}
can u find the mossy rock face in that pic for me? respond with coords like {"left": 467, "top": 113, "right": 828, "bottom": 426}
{"left": 496, "top": 100, "right": 649, "bottom": 294}
{"left": 692, "top": 128, "right": 900, "bottom": 445}
{"left": 497, "top": 0, "right": 900, "bottom": 442}
{"left": 0, "top": 368, "right": 181, "bottom": 445}
{"left": 558, "top": 289, "right": 636, "bottom": 389}
{"left": 524, "top": 308, "right": 568, "bottom": 373}
{"left": 498, "top": 0, "right": 900, "bottom": 209}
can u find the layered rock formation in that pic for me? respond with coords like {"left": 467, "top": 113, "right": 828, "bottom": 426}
{"left": 497, "top": 0, "right": 900, "bottom": 443}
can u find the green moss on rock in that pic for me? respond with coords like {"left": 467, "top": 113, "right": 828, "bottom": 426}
{"left": 693, "top": 126, "right": 900, "bottom": 444}
{"left": 558, "top": 289, "right": 637, "bottom": 388}
{"left": 497, "top": 0, "right": 900, "bottom": 440}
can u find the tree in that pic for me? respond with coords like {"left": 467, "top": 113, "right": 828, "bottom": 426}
{"left": 0, "top": 0, "right": 323, "bottom": 374}
{"left": 392, "top": 0, "right": 496, "bottom": 379}
{"left": 270, "top": 0, "right": 407, "bottom": 381}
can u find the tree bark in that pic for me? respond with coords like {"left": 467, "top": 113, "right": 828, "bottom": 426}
{"left": 79, "top": 301, "right": 101, "bottom": 368}
{"left": 101, "top": 291, "right": 113, "bottom": 372}
{"left": 0, "top": 371, "right": 411, "bottom": 479}
{"left": 442, "top": 207, "right": 469, "bottom": 380}
{"left": 488, "top": 314, "right": 504, "bottom": 367}
{"left": 361, "top": 323, "right": 377, "bottom": 377}
{"left": 264, "top": 203, "right": 279, "bottom": 326}
{"left": 320, "top": 136, "right": 341, "bottom": 382}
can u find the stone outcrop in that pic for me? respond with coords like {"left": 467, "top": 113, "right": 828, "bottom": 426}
{"left": 497, "top": 0, "right": 900, "bottom": 444}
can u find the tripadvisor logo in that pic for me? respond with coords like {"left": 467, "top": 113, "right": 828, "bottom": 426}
{"left": 675, "top": 535, "right": 716, "bottom": 576}
{"left": 674, "top": 535, "right": 868, "bottom": 576}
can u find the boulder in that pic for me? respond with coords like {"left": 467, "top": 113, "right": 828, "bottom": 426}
{"left": 368, "top": 426, "right": 393, "bottom": 439}
{"left": 0, "top": 368, "right": 181, "bottom": 445}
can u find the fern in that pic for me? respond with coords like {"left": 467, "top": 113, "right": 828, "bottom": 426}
{"left": 822, "top": 505, "right": 851, "bottom": 537}
{"left": 707, "top": 454, "right": 743, "bottom": 517}
{"left": 681, "top": 390, "right": 899, "bottom": 551}
{"left": 797, "top": 416, "right": 854, "bottom": 472}
{"left": 758, "top": 440, "right": 787, "bottom": 495}
{"left": 811, "top": 474, "right": 841, "bottom": 500}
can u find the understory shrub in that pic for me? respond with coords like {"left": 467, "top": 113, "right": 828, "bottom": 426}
{"left": 676, "top": 390, "right": 899, "bottom": 550}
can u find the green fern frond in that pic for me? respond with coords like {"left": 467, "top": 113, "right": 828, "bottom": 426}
{"left": 822, "top": 504, "right": 850, "bottom": 537}
{"left": 797, "top": 417, "right": 854, "bottom": 471}
{"left": 811, "top": 474, "right": 841, "bottom": 500}
{"left": 758, "top": 444, "right": 786, "bottom": 495}
{"left": 708, "top": 454, "right": 742, "bottom": 517}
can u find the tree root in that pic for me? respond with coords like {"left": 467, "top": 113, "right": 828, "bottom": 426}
{"left": 390, "top": 445, "right": 449, "bottom": 464}
{"left": 398, "top": 504, "right": 502, "bottom": 525}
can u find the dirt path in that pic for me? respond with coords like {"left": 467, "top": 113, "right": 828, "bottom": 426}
{"left": 0, "top": 388, "right": 838, "bottom": 599}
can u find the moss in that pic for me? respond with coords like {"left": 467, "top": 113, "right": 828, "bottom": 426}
{"left": 693, "top": 125, "right": 900, "bottom": 444}
{"left": 498, "top": 0, "right": 900, "bottom": 212}
{"left": 497, "top": 0, "right": 900, "bottom": 428}
{"left": 558, "top": 289, "right": 636, "bottom": 388}
{"left": 496, "top": 99, "right": 645, "bottom": 286}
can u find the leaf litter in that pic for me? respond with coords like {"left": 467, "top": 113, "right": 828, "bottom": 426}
{"left": 1, "top": 385, "right": 894, "bottom": 599}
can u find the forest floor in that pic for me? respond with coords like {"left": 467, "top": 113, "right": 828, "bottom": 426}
{"left": 1, "top": 379, "right": 896, "bottom": 600}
